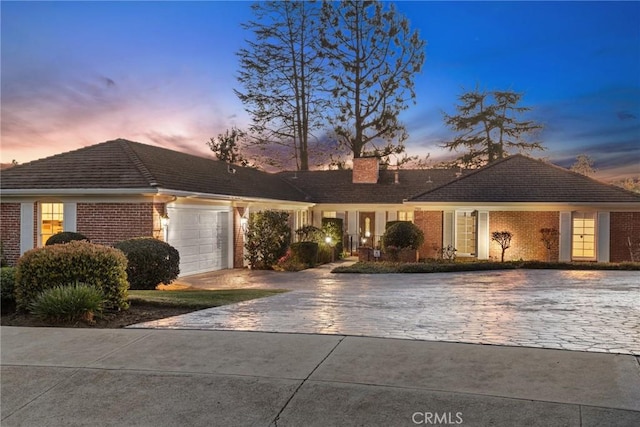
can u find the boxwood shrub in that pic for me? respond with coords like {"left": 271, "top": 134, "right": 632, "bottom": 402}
{"left": 382, "top": 222, "right": 424, "bottom": 250}
{"left": 45, "top": 231, "right": 90, "bottom": 246}
{"left": 15, "top": 241, "right": 129, "bottom": 311}
{"left": 290, "top": 242, "right": 319, "bottom": 267}
{"left": 114, "top": 237, "right": 180, "bottom": 290}
{"left": 1, "top": 267, "right": 17, "bottom": 310}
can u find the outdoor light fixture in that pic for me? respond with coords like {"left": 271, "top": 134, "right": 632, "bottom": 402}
{"left": 325, "top": 236, "right": 333, "bottom": 245}
{"left": 365, "top": 231, "right": 371, "bottom": 238}
{"left": 160, "top": 214, "right": 170, "bottom": 229}
{"left": 361, "top": 237, "right": 367, "bottom": 245}
{"left": 240, "top": 217, "right": 249, "bottom": 231}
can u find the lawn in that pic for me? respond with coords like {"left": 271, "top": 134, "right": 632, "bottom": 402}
{"left": 128, "top": 289, "right": 287, "bottom": 309}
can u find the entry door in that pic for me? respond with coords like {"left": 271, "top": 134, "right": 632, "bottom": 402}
{"left": 359, "top": 212, "right": 375, "bottom": 246}
{"left": 572, "top": 212, "right": 596, "bottom": 260}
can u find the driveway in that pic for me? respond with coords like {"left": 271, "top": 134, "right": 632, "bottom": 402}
{"left": 132, "top": 262, "right": 640, "bottom": 355}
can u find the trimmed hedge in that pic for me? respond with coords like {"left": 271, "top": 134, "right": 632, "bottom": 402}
{"left": 15, "top": 241, "right": 129, "bottom": 311}
{"left": 1, "top": 267, "right": 17, "bottom": 309}
{"left": 45, "top": 231, "right": 90, "bottom": 246}
{"left": 382, "top": 222, "right": 424, "bottom": 250}
{"left": 290, "top": 242, "right": 319, "bottom": 267}
{"left": 114, "top": 237, "right": 180, "bottom": 290}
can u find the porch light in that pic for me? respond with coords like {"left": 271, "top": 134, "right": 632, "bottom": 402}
{"left": 160, "top": 214, "right": 170, "bottom": 229}
{"left": 325, "top": 236, "right": 333, "bottom": 245}
{"left": 361, "top": 237, "right": 367, "bottom": 245}
{"left": 365, "top": 231, "right": 371, "bottom": 238}
{"left": 240, "top": 217, "right": 249, "bottom": 231}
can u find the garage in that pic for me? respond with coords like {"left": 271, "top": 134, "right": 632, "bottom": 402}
{"left": 166, "top": 206, "right": 231, "bottom": 276}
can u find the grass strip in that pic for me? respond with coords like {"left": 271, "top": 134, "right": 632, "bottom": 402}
{"left": 128, "top": 289, "right": 288, "bottom": 309}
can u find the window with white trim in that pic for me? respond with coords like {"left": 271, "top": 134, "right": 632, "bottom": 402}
{"left": 41, "top": 202, "right": 64, "bottom": 245}
{"left": 572, "top": 212, "right": 596, "bottom": 260}
{"left": 398, "top": 211, "right": 414, "bottom": 222}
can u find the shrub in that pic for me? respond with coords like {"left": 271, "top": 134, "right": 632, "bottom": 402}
{"left": 290, "top": 242, "right": 319, "bottom": 267}
{"left": 1, "top": 267, "right": 17, "bottom": 309}
{"left": 244, "top": 210, "right": 291, "bottom": 270}
{"left": 295, "top": 225, "right": 322, "bottom": 242}
{"left": 15, "top": 241, "right": 129, "bottom": 311}
{"left": 382, "top": 222, "right": 424, "bottom": 250}
{"left": 273, "top": 249, "right": 307, "bottom": 272}
{"left": 29, "top": 282, "right": 104, "bottom": 323}
{"left": 322, "top": 218, "right": 344, "bottom": 256}
{"left": 114, "top": 238, "right": 180, "bottom": 290}
{"left": 45, "top": 231, "right": 90, "bottom": 246}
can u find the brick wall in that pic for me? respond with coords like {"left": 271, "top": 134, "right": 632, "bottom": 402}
{"left": 415, "top": 210, "right": 443, "bottom": 259}
{"left": 489, "top": 211, "right": 559, "bottom": 261}
{"left": 77, "top": 202, "right": 157, "bottom": 246}
{"left": 610, "top": 212, "right": 640, "bottom": 262}
{"left": 0, "top": 203, "right": 21, "bottom": 265}
{"left": 352, "top": 157, "right": 379, "bottom": 184}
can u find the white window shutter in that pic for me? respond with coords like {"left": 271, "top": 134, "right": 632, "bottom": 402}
{"left": 20, "top": 202, "right": 34, "bottom": 254}
{"left": 443, "top": 211, "right": 454, "bottom": 248}
{"left": 477, "top": 211, "right": 489, "bottom": 260}
{"left": 597, "top": 212, "right": 610, "bottom": 263}
{"left": 63, "top": 203, "right": 77, "bottom": 232}
{"left": 559, "top": 211, "right": 572, "bottom": 262}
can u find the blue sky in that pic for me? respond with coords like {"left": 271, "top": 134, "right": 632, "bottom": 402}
{"left": 1, "top": 1, "right": 639, "bottom": 180}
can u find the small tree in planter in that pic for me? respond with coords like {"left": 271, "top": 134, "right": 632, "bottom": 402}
{"left": 244, "top": 210, "right": 291, "bottom": 270}
{"left": 540, "top": 228, "right": 559, "bottom": 262}
{"left": 492, "top": 231, "right": 512, "bottom": 262}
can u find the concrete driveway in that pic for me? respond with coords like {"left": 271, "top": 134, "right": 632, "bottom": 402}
{"left": 132, "top": 261, "right": 640, "bottom": 355}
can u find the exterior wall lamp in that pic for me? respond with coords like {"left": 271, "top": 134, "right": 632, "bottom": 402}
{"left": 160, "top": 214, "right": 170, "bottom": 229}
{"left": 240, "top": 216, "right": 249, "bottom": 232}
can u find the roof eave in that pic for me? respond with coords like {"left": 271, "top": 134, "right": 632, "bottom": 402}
{"left": 0, "top": 188, "right": 158, "bottom": 196}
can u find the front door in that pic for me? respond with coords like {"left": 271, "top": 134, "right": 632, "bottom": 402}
{"left": 359, "top": 212, "right": 375, "bottom": 247}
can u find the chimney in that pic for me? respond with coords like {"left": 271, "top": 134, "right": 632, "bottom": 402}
{"left": 352, "top": 157, "right": 379, "bottom": 184}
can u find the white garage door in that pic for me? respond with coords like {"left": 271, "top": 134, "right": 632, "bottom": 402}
{"left": 166, "top": 206, "right": 230, "bottom": 276}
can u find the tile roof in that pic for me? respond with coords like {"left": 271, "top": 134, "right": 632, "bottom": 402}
{"left": 277, "top": 169, "right": 462, "bottom": 204}
{"left": 0, "top": 139, "right": 310, "bottom": 202}
{"left": 409, "top": 154, "right": 640, "bottom": 203}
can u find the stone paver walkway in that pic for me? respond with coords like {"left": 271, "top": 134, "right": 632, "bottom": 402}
{"left": 132, "top": 263, "right": 640, "bottom": 355}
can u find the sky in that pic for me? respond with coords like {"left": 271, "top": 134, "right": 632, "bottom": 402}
{"left": 1, "top": 1, "right": 639, "bottom": 181}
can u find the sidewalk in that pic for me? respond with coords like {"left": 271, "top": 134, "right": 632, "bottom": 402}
{"left": 2, "top": 327, "right": 639, "bottom": 426}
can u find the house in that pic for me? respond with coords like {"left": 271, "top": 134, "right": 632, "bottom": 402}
{"left": 1, "top": 139, "right": 638, "bottom": 275}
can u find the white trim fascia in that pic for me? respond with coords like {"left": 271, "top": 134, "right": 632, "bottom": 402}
{"left": 311, "top": 203, "right": 406, "bottom": 211}
{"left": 1, "top": 188, "right": 158, "bottom": 196}
{"left": 407, "top": 202, "right": 640, "bottom": 211}
{"left": 156, "top": 188, "right": 315, "bottom": 209}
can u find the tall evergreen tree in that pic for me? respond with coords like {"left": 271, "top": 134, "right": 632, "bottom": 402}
{"left": 319, "top": 0, "right": 426, "bottom": 160}
{"left": 235, "top": 1, "right": 327, "bottom": 170}
{"left": 442, "top": 88, "right": 544, "bottom": 168}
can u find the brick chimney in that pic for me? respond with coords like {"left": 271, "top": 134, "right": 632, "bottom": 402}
{"left": 352, "top": 157, "right": 379, "bottom": 184}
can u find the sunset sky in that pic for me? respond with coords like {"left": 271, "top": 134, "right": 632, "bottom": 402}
{"left": 2, "top": 1, "right": 639, "bottom": 180}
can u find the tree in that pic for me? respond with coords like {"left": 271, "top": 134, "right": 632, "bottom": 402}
{"left": 491, "top": 230, "right": 512, "bottom": 262}
{"left": 442, "top": 88, "right": 544, "bottom": 168}
{"left": 236, "top": 1, "right": 327, "bottom": 170}
{"left": 570, "top": 154, "right": 596, "bottom": 176}
{"left": 319, "top": 0, "right": 426, "bottom": 161}
{"left": 244, "top": 210, "right": 291, "bottom": 270}
{"left": 206, "top": 127, "right": 251, "bottom": 167}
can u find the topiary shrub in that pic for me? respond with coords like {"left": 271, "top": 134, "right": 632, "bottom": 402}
{"left": 1, "top": 267, "right": 17, "bottom": 310}
{"left": 382, "top": 222, "right": 424, "bottom": 250}
{"left": 15, "top": 241, "right": 129, "bottom": 311}
{"left": 29, "top": 282, "right": 104, "bottom": 324}
{"left": 244, "top": 210, "right": 291, "bottom": 270}
{"left": 113, "top": 237, "right": 180, "bottom": 290}
{"left": 45, "top": 231, "right": 90, "bottom": 246}
{"left": 322, "top": 218, "right": 344, "bottom": 256}
{"left": 290, "top": 242, "right": 319, "bottom": 267}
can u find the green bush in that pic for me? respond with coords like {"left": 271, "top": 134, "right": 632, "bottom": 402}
{"left": 114, "top": 238, "right": 180, "bottom": 290}
{"left": 1, "top": 267, "right": 17, "bottom": 309}
{"left": 244, "top": 211, "right": 291, "bottom": 270}
{"left": 45, "top": 231, "right": 90, "bottom": 246}
{"left": 29, "top": 282, "right": 104, "bottom": 323}
{"left": 15, "top": 241, "right": 129, "bottom": 311}
{"left": 295, "top": 225, "right": 322, "bottom": 242}
{"left": 322, "top": 218, "right": 344, "bottom": 256}
{"left": 382, "top": 222, "right": 424, "bottom": 250}
{"left": 290, "top": 242, "right": 319, "bottom": 267}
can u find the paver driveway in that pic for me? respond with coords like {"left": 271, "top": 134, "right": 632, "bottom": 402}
{"left": 132, "top": 262, "right": 640, "bottom": 355}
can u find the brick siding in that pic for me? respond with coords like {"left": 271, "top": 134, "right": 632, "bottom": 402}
{"left": 610, "top": 212, "right": 640, "bottom": 262}
{"left": 489, "top": 211, "right": 559, "bottom": 261}
{"left": 0, "top": 203, "right": 21, "bottom": 265}
{"left": 415, "top": 210, "right": 443, "bottom": 259}
{"left": 77, "top": 202, "right": 159, "bottom": 246}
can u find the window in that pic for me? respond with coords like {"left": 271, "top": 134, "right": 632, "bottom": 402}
{"left": 398, "top": 211, "right": 414, "bottom": 222}
{"left": 41, "top": 203, "right": 64, "bottom": 245}
{"left": 322, "top": 211, "right": 337, "bottom": 218}
{"left": 572, "top": 212, "right": 596, "bottom": 260}
{"left": 456, "top": 211, "right": 477, "bottom": 256}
